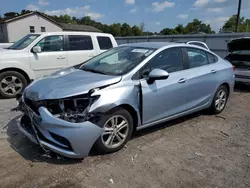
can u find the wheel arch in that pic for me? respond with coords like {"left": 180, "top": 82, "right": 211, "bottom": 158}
{"left": 221, "top": 82, "right": 230, "bottom": 95}
{"left": 118, "top": 104, "right": 139, "bottom": 135}
{"left": 0, "top": 67, "right": 31, "bottom": 83}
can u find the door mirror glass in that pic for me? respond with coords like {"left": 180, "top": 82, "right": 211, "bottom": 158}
{"left": 148, "top": 68, "right": 169, "bottom": 81}
{"left": 32, "top": 46, "right": 41, "bottom": 53}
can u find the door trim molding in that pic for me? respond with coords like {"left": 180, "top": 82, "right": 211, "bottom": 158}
{"left": 137, "top": 102, "right": 209, "bottom": 131}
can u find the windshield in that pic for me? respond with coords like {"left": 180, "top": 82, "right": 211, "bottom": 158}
{"left": 79, "top": 46, "right": 155, "bottom": 75}
{"left": 231, "top": 50, "right": 250, "bottom": 55}
{"left": 8, "top": 34, "right": 40, "bottom": 50}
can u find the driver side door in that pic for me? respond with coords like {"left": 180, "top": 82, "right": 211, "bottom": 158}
{"left": 140, "top": 47, "right": 189, "bottom": 125}
{"left": 29, "top": 35, "right": 68, "bottom": 79}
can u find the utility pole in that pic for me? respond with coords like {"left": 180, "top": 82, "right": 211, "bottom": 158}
{"left": 236, "top": 0, "right": 242, "bottom": 32}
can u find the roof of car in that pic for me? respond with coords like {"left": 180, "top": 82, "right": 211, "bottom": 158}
{"left": 122, "top": 42, "right": 176, "bottom": 49}
{"left": 32, "top": 31, "right": 111, "bottom": 36}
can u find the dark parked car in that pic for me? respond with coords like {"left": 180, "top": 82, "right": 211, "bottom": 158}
{"left": 225, "top": 38, "right": 250, "bottom": 84}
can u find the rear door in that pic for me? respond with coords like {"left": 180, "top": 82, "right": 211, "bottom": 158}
{"left": 183, "top": 47, "right": 219, "bottom": 110}
{"left": 66, "top": 35, "right": 97, "bottom": 66}
{"left": 29, "top": 35, "right": 68, "bottom": 78}
{"left": 140, "top": 47, "right": 190, "bottom": 124}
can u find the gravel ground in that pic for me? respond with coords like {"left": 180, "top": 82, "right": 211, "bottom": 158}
{"left": 0, "top": 85, "right": 250, "bottom": 188}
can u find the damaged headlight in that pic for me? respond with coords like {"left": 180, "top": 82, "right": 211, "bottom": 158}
{"left": 45, "top": 94, "right": 100, "bottom": 123}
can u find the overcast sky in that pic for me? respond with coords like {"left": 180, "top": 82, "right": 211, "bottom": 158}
{"left": 0, "top": 0, "right": 250, "bottom": 32}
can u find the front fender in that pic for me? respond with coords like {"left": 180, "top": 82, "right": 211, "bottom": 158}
{"left": 0, "top": 61, "right": 36, "bottom": 80}
{"left": 89, "top": 82, "right": 141, "bottom": 126}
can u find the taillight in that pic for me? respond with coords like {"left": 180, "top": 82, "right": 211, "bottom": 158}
{"left": 232, "top": 65, "right": 235, "bottom": 71}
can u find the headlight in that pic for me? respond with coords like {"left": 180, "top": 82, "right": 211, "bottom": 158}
{"left": 45, "top": 94, "right": 100, "bottom": 123}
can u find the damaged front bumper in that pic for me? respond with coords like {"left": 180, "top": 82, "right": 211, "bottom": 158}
{"left": 17, "top": 95, "right": 104, "bottom": 158}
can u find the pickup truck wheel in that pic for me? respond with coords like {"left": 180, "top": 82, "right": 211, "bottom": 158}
{"left": 0, "top": 71, "right": 28, "bottom": 98}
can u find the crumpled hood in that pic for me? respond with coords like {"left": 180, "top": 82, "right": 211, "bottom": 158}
{"left": 228, "top": 38, "right": 250, "bottom": 52}
{"left": 25, "top": 67, "right": 122, "bottom": 100}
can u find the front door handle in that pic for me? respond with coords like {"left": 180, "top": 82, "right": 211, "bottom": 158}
{"left": 57, "top": 56, "right": 66, "bottom": 60}
{"left": 178, "top": 78, "right": 187, "bottom": 83}
{"left": 211, "top": 69, "right": 217, "bottom": 74}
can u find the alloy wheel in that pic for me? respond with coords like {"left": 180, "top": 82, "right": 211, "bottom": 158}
{"left": 101, "top": 115, "right": 129, "bottom": 149}
{"left": 0, "top": 76, "right": 23, "bottom": 96}
{"left": 215, "top": 89, "right": 227, "bottom": 111}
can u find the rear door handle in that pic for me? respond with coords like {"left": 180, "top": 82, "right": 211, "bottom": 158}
{"left": 211, "top": 69, "right": 217, "bottom": 74}
{"left": 178, "top": 78, "right": 187, "bottom": 83}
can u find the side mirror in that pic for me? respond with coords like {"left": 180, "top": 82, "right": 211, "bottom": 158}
{"left": 32, "top": 46, "right": 41, "bottom": 53}
{"left": 148, "top": 69, "right": 169, "bottom": 82}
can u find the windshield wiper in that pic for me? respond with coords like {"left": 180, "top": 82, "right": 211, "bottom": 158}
{"left": 81, "top": 67, "right": 107, "bottom": 75}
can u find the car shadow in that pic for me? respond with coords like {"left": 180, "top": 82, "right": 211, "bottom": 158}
{"left": 5, "top": 115, "right": 82, "bottom": 164}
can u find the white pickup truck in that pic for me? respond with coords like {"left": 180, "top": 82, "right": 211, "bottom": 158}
{"left": 0, "top": 32, "right": 117, "bottom": 98}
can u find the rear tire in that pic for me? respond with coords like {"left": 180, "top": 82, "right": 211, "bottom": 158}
{"left": 0, "top": 71, "right": 28, "bottom": 99}
{"left": 94, "top": 107, "right": 133, "bottom": 154}
{"left": 210, "top": 85, "right": 229, "bottom": 114}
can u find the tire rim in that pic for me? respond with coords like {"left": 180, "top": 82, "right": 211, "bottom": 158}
{"left": 215, "top": 89, "right": 227, "bottom": 111}
{"left": 101, "top": 115, "right": 129, "bottom": 149}
{"left": 0, "top": 76, "right": 23, "bottom": 96}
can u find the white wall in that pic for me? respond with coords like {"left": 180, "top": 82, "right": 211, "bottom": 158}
{"left": 7, "top": 14, "right": 63, "bottom": 42}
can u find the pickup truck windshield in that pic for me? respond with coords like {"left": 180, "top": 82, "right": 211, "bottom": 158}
{"left": 80, "top": 46, "right": 155, "bottom": 76}
{"left": 8, "top": 34, "right": 40, "bottom": 50}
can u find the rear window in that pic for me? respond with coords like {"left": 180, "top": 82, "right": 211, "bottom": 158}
{"left": 97, "top": 36, "right": 113, "bottom": 50}
{"left": 68, "top": 35, "right": 93, "bottom": 51}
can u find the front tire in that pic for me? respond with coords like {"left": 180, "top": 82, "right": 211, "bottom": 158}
{"left": 94, "top": 108, "right": 133, "bottom": 154}
{"left": 210, "top": 85, "right": 229, "bottom": 114}
{"left": 0, "top": 71, "right": 28, "bottom": 99}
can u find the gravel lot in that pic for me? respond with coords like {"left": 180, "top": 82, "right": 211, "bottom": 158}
{"left": 0, "top": 85, "right": 250, "bottom": 188}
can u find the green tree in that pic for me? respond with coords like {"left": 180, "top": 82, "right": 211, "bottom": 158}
{"left": 174, "top": 24, "right": 184, "bottom": 34}
{"left": 4, "top": 12, "right": 19, "bottom": 20}
{"left": 21, "top": 10, "right": 32, "bottom": 15}
{"left": 131, "top": 25, "right": 143, "bottom": 36}
{"left": 109, "top": 23, "right": 121, "bottom": 36}
{"left": 121, "top": 23, "right": 132, "bottom": 36}
{"left": 221, "top": 15, "right": 246, "bottom": 32}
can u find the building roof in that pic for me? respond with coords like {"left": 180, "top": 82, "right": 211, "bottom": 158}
{"left": 0, "top": 12, "right": 61, "bottom": 27}
{"left": 0, "top": 11, "right": 102, "bottom": 33}
{"left": 59, "top": 23, "right": 102, "bottom": 32}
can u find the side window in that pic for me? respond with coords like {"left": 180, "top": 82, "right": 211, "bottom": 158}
{"left": 186, "top": 48, "right": 209, "bottom": 68}
{"left": 68, "top": 35, "right": 93, "bottom": 51}
{"left": 207, "top": 53, "right": 218, "bottom": 63}
{"left": 30, "top": 26, "right": 35, "bottom": 33}
{"left": 97, "top": 36, "right": 113, "bottom": 50}
{"left": 150, "top": 48, "right": 184, "bottom": 73}
{"left": 36, "top": 35, "right": 64, "bottom": 52}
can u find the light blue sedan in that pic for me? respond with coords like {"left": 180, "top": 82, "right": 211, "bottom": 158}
{"left": 17, "top": 42, "right": 235, "bottom": 158}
